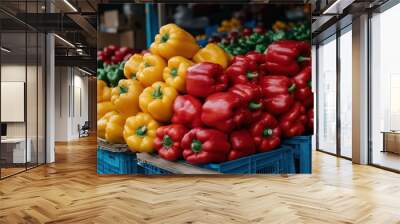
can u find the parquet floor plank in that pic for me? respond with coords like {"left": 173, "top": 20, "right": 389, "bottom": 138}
{"left": 0, "top": 136, "right": 400, "bottom": 223}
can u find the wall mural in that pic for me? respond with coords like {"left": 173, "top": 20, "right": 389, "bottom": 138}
{"left": 96, "top": 3, "right": 313, "bottom": 175}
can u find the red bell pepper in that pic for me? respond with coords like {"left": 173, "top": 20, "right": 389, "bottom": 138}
{"left": 226, "top": 55, "right": 259, "bottom": 85}
{"left": 265, "top": 40, "right": 311, "bottom": 76}
{"left": 250, "top": 113, "right": 282, "bottom": 152}
{"left": 292, "top": 66, "right": 313, "bottom": 108}
{"left": 228, "top": 130, "right": 256, "bottom": 160}
{"left": 279, "top": 102, "right": 306, "bottom": 138}
{"left": 307, "top": 108, "right": 314, "bottom": 133}
{"left": 186, "top": 62, "right": 228, "bottom": 98}
{"left": 181, "top": 128, "right": 231, "bottom": 164}
{"left": 229, "top": 83, "right": 263, "bottom": 125}
{"left": 201, "top": 92, "right": 242, "bottom": 132}
{"left": 260, "top": 75, "right": 295, "bottom": 115}
{"left": 246, "top": 51, "right": 268, "bottom": 74}
{"left": 171, "top": 95, "right": 203, "bottom": 128}
{"left": 154, "top": 124, "right": 189, "bottom": 161}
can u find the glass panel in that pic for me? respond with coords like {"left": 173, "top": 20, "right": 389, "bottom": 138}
{"left": 1, "top": 31, "right": 28, "bottom": 177}
{"left": 27, "top": 31, "right": 38, "bottom": 169}
{"left": 371, "top": 4, "right": 400, "bottom": 171}
{"left": 38, "top": 32, "right": 46, "bottom": 165}
{"left": 339, "top": 28, "right": 352, "bottom": 158}
{"left": 317, "top": 36, "right": 337, "bottom": 154}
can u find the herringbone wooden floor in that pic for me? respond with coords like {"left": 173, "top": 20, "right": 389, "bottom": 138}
{"left": 1, "top": 136, "right": 400, "bottom": 224}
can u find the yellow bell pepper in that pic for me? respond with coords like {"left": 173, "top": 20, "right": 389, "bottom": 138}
{"left": 193, "top": 43, "right": 230, "bottom": 69}
{"left": 163, "top": 56, "right": 193, "bottom": 93}
{"left": 97, "top": 111, "right": 125, "bottom": 144}
{"left": 136, "top": 53, "right": 166, "bottom": 87}
{"left": 106, "top": 112, "right": 126, "bottom": 144}
{"left": 124, "top": 54, "right": 143, "bottom": 79}
{"left": 123, "top": 112, "right": 159, "bottom": 153}
{"left": 139, "top": 81, "right": 177, "bottom": 122}
{"left": 111, "top": 79, "right": 143, "bottom": 117}
{"left": 97, "top": 101, "right": 115, "bottom": 120}
{"left": 150, "top": 23, "right": 200, "bottom": 59}
{"left": 97, "top": 80, "right": 111, "bottom": 103}
{"left": 97, "top": 111, "right": 115, "bottom": 139}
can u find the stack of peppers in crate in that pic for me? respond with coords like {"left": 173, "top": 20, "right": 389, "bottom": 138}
{"left": 97, "top": 23, "right": 313, "bottom": 168}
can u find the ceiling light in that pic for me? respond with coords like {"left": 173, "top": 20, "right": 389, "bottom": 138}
{"left": 1, "top": 47, "right": 11, "bottom": 53}
{"left": 78, "top": 67, "right": 93, "bottom": 76}
{"left": 54, "top": 34, "right": 75, "bottom": 48}
{"left": 63, "top": 0, "right": 78, "bottom": 12}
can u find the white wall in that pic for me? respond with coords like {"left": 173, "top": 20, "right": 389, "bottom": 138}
{"left": 54, "top": 67, "right": 89, "bottom": 141}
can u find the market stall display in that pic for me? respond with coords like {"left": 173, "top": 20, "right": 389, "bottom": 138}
{"left": 97, "top": 8, "right": 313, "bottom": 174}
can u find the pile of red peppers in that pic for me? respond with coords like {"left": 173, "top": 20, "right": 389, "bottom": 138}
{"left": 153, "top": 40, "right": 314, "bottom": 165}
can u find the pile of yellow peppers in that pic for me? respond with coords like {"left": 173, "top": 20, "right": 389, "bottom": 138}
{"left": 97, "top": 23, "right": 230, "bottom": 153}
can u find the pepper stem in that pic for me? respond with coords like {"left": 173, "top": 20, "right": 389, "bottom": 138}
{"left": 163, "top": 135, "right": 173, "bottom": 148}
{"left": 191, "top": 140, "right": 202, "bottom": 153}
{"left": 152, "top": 85, "right": 163, "bottom": 99}
{"left": 249, "top": 102, "right": 262, "bottom": 110}
{"left": 297, "top": 56, "right": 311, "bottom": 62}
{"left": 170, "top": 68, "right": 178, "bottom": 77}
{"left": 308, "top": 80, "right": 312, "bottom": 88}
{"left": 160, "top": 33, "right": 169, "bottom": 43}
{"left": 131, "top": 72, "right": 136, "bottom": 80}
{"left": 263, "top": 128, "right": 273, "bottom": 137}
{"left": 144, "top": 62, "right": 151, "bottom": 68}
{"left": 288, "top": 83, "right": 296, "bottom": 93}
{"left": 246, "top": 71, "right": 258, "bottom": 80}
{"left": 136, "top": 126, "right": 147, "bottom": 136}
{"left": 119, "top": 86, "right": 129, "bottom": 94}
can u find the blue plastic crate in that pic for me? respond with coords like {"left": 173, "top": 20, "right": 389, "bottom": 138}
{"left": 97, "top": 147, "right": 138, "bottom": 174}
{"left": 200, "top": 146, "right": 295, "bottom": 174}
{"left": 282, "top": 136, "right": 312, "bottom": 174}
{"left": 137, "top": 161, "right": 173, "bottom": 175}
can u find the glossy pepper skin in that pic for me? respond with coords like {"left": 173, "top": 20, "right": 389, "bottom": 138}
{"left": 307, "top": 108, "right": 314, "bottom": 133}
{"left": 150, "top": 23, "right": 200, "bottom": 59}
{"left": 139, "top": 81, "right": 178, "bottom": 122}
{"left": 98, "top": 111, "right": 126, "bottom": 144}
{"left": 279, "top": 102, "right": 306, "bottom": 138}
{"left": 201, "top": 92, "right": 242, "bottom": 132}
{"left": 229, "top": 83, "right": 263, "bottom": 125}
{"left": 97, "top": 80, "right": 111, "bottom": 102}
{"left": 292, "top": 66, "right": 313, "bottom": 108}
{"left": 186, "top": 62, "right": 228, "bottom": 98}
{"left": 171, "top": 95, "right": 203, "bottom": 128}
{"left": 111, "top": 79, "right": 144, "bottom": 117}
{"left": 108, "top": 63, "right": 126, "bottom": 87}
{"left": 97, "top": 101, "right": 115, "bottom": 120}
{"left": 181, "top": 128, "right": 230, "bottom": 165}
{"left": 260, "top": 75, "right": 295, "bottom": 115}
{"left": 153, "top": 124, "right": 188, "bottom": 161}
{"left": 228, "top": 130, "right": 256, "bottom": 160}
{"left": 193, "top": 43, "right": 230, "bottom": 69}
{"left": 123, "top": 112, "right": 160, "bottom": 153}
{"left": 226, "top": 55, "right": 260, "bottom": 85}
{"left": 265, "top": 40, "right": 311, "bottom": 76}
{"left": 245, "top": 51, "right": 268, "bottom": 74}
{"left": 124, "top": 54, "right": 143, "bottom": 79}
{"left": 97, "top": 111, "right": 116, "bottom": 139}
{"left": 250, "top": 113, "right": 282, "bottom": 152}
{"left": 163, "top": 56, "right": 193, "bottom": 93}
{"left": 136, "top": 53, "right": 166, "bottom": 87}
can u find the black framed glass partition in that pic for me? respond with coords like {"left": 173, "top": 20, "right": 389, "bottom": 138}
{"left": 316, "top": 24, "right": 353, "bottom": 159}
{"left": 317, "top": 34, "right": 337, "bottom": 155}
{"left": 0, "top": 1, "right": 47, "bottom": 179}
{"left": 370, "top": 2, "right": 400, "bottom": 172}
